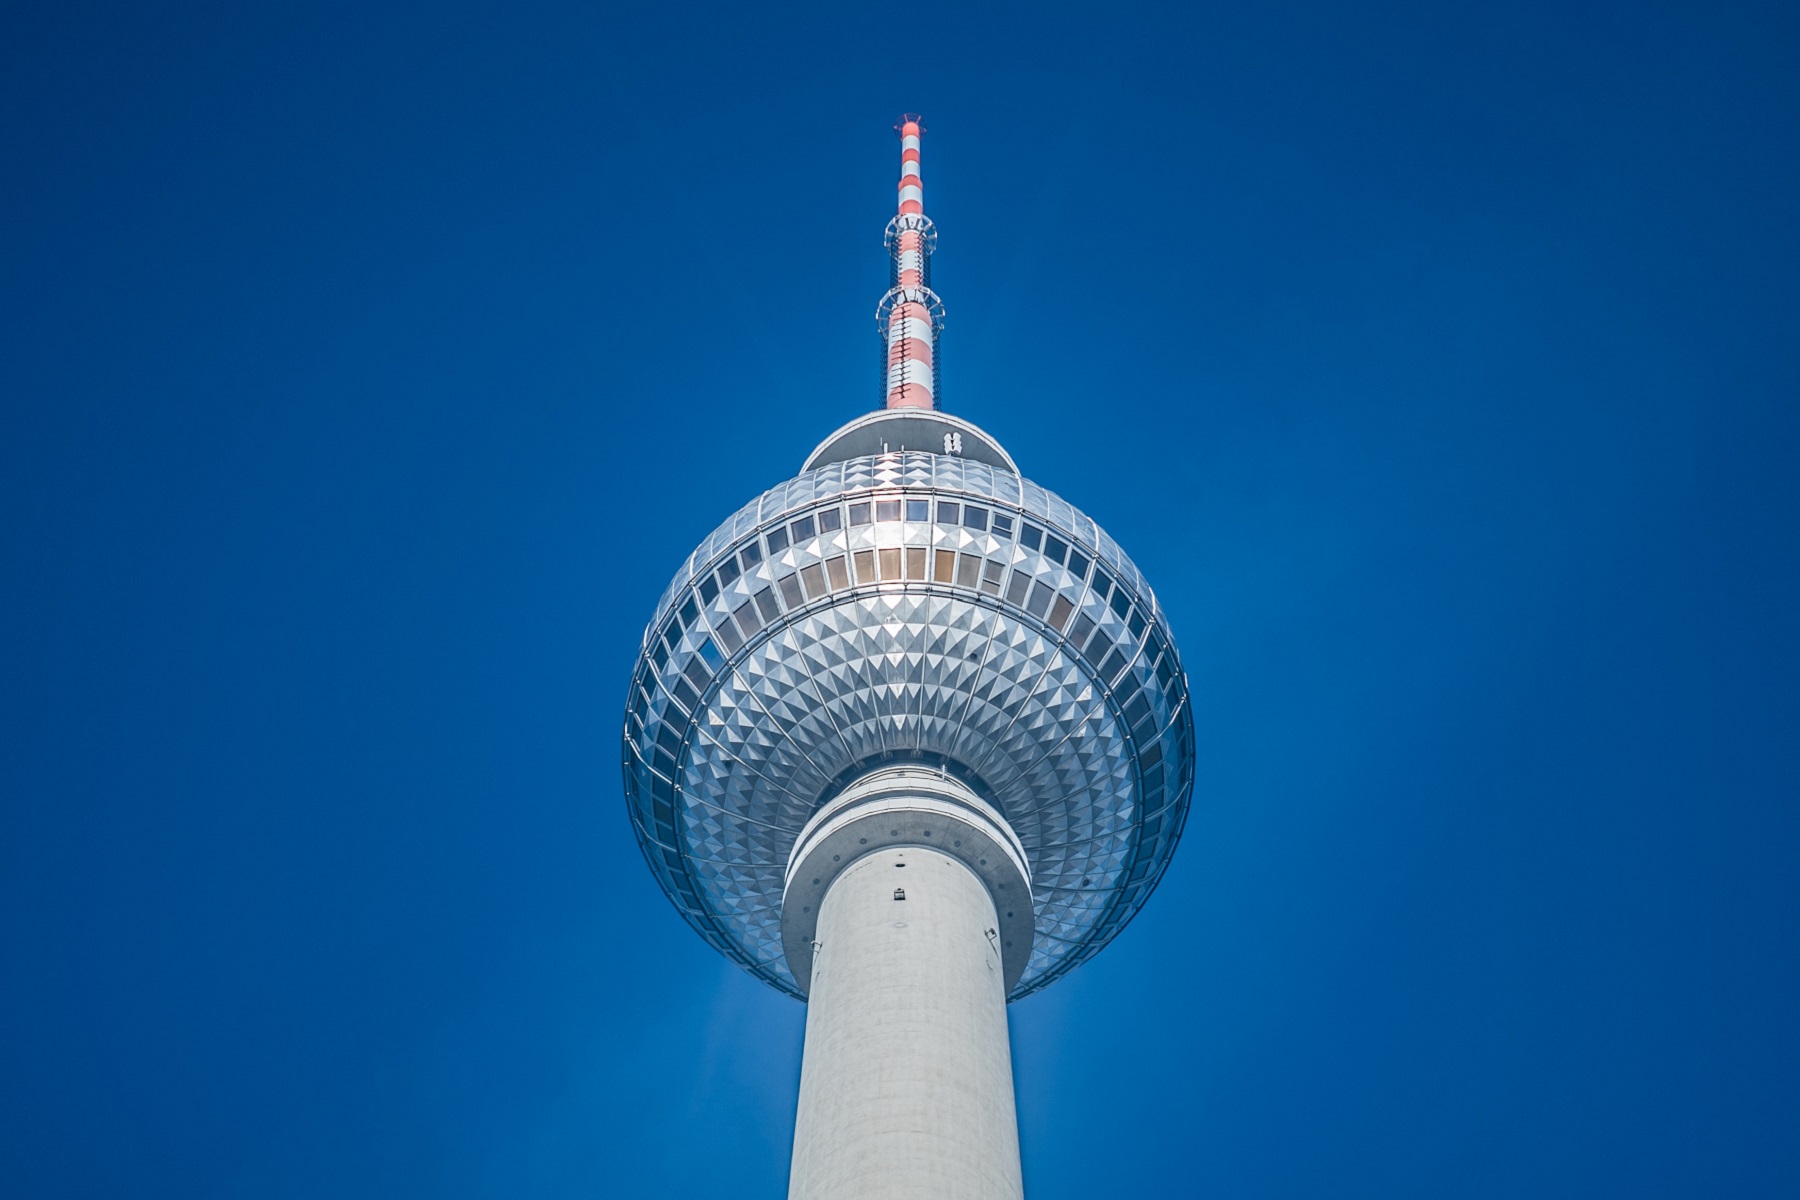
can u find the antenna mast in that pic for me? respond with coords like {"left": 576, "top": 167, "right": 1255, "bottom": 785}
{"left": 878, "top": 115, "right": 944, "bottom": 410}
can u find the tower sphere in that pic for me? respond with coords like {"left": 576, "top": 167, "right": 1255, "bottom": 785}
{"left": 622, "top": 408, "right": 1196, "bottom": 1001}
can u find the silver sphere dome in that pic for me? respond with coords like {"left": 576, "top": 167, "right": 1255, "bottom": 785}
{"left": 623, "top": 416, "right": 1195, "bottom": 1000}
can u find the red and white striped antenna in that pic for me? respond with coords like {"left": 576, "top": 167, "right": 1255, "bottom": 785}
{"left": 877, "top": 115, "right": 944, "bottom": 410}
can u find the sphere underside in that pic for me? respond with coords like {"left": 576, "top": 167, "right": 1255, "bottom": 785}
{"left": 623, "top": 452, "right": 1194, "bottom": 999}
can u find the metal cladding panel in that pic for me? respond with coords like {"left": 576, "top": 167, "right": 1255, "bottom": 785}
{"left": 623, "top": 451, "right": 1195, "bottom": 1000}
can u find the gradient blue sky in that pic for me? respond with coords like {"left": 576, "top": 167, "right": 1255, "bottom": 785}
{"left": 4, "top": 1, "right": 1798, "bottom": 1196}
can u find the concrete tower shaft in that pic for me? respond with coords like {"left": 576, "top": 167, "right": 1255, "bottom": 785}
{"left": 781, "top": 774, "right": 1030, "bottom": 1197}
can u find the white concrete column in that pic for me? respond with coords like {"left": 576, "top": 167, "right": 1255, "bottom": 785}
{"left": 787, "top": 844, "right": 1025, "bottom": 1200}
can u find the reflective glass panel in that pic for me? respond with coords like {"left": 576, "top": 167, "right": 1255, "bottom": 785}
{"left": 938, "top": 501, "right": 960, "bottom": 525}
{"left": 765, "top": 527, "right": 789, "bottom": 554}
{"left": 791, "top": 515, "right": 815, "bottom": 541}
{"left": 849, "top": 501, "right": 872, "bottom": 526}
{"left": 905, "top": 499, "right": 929, "bottom": 521}
{"left": 963, "top": 505, "right": 988, "bottom": 531}
{"left": 876, "top": 499, "right": 901, "bottom": 522}
{"left": 818, "top": 507, "right": 842, "bottom": 532}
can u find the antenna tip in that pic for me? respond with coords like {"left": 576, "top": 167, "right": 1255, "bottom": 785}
{"left": 896, "top": 114, "right": 925, "bottom": 137}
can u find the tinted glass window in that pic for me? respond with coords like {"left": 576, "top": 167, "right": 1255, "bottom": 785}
{"left": 753, "top": 587, "right": 780, "bottom": 621}
{"left": 740, "top": 542, "right": 762, "bottom": 569}
{"left": 1110, "top": 589, "right": 1131, "bottom": 619}
{"left": 778, "top": 573, "right": 804, "bottom": 609}
{"left": 1091, "top": 569, "right": 1113, "bottom": 601}
{"left": 718, "top": 558, "right": 741, "bottom": 586}
{"left": 826, "top": 556, "right": 850, "bottom": 589}
{"left": 938, "top": 501, "right": 960, "bottom": 525}
{"left": 963, "top": 505, "right": 988, "bottom": 531}
{"left": 699, "top": 575, "right": 719, "bottom": 604}
{"left": 992, "top": 513, "right": 1014, "bottom": 537}
{"left": 878, "top": 547, "right": 901, "bottom": 579}
{"left": 1026, "top": 580, "right": 1054, "bottom": 617}
{"left": 849, "top": 501, "right": 872, "bottom": 526}
{"left": 697, "top": 638, "right": 724, "bottom": 671}
{"left": 905, "top": 498, "right": 929, "bottom": 521}
{"left": 905, "top": 547, "right": 927, "bottom": 579}
{"left": 1021, "top": 525, "right": 1043, "bottom": 551}
{"left": 1006, "top": 571, "right": 1032, "bottom": 605}
{"left": 765, "top": 527, "right": 789, "bottom": 554}
{"left": 800, "top": 563, "right": 827, "bottom": 598}
{"left": 1067, "top": 550, "right": 1090, "bottom": 578}
{"left": 956, "top": 553, "right": 982, "bottom": 588}
{"left": 853, "top": 549, "right": 876, "bottom": 582}
{"left": 1043, "top": 535, "right": 1068, "bottom": 564}
{"left": 678, "top": 596, "right": 698, "bottom": 628}
{"left": 876, "top": 499, "right": 901, "bottom": 522}
{"left": 934, "top": 549, "right": 955, "bottom": 582}
{"left": 732, "top": 601, "right": 760, "bottom": 638}
{"left": 791, "top": 515, "right": 815, "bottom": 541}
{"left": 1048, "top": 594, "right": 1075, "bottom": 630}
{"left": 981, "top": 560, "right": 1004, "bottom": 593}
{"left": 818, "top": 507, "right": 842, "bottom": 532}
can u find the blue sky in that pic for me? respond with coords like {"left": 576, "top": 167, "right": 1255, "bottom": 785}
{"left": 4, "top": 1, "right": 1798, "bottom": 1195}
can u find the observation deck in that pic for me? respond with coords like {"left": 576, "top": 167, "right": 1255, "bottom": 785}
{"left": 622, "top": 425, "right": 1195, "bottom": 1001}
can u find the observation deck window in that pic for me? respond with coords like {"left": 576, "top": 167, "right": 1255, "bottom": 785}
{"left": 1067, "top": 549, "right": 1090, "bottom": 579}
{"left": 938, "top": 501, "right": 960, "bottom": 524}
{"left": 878, "top": 548, "right": 901, "bottom": 579}
{"left": 766, "top": 527, "right": 790, "bottom": 554}
{"left": 778, "top": 573, "right": 804, "bottom": 609}
{"left": 933, "top": 549, "right": 955, "bottom": 583}
{"left": 992, "top": 513, "right": 1014, "bottom": 537}
{"left": 956, "top": 553, "right": 982, "bottom": 588}
{"left": 826, "top": 556, "right": 850, "bottom": 589}
{"left": 800, "top": 563, "right": 827, "bottom": 599}
{"left": 740, "top": 542, "right": 763, "bottom": 569}
{"left": 854, "top": 549, "right": 875, "bottom": 582}
{"left": 699, "top": 575, "right": 719, "bottom": 604}
{"left": 876, "top": 499, "right": 901, "bottom": 522}
{"left": 1020, "top": 524, "right": 1043, "bottom": 551}
{"left": 791, "top": 514, "right": 816, "bottom": 541}
{"left": 1043, "top": 535, "right": 1069, "bottom": 565}
{"left": 981, "top": 560, "right": 1004, "bottom": 594}
{"left": 1005, "top": 570, "right": 1032, "bottom": 606}
{"left": 718, "top": 558, "right": 741, "bottom": 587}
{"left": 962, "top": 505, "right": 988, "bottom": 531}
{"left": 905, "top": 498, "right": 929, "bottom": 521}
{"left": 818, "top": 507, "right": 843, "bottom": 532}
{"left": 733, "top": 600, "right": 761, "bottom": 638}
{"left": 849, "top": 501, "right": 872, "bottom": 526}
